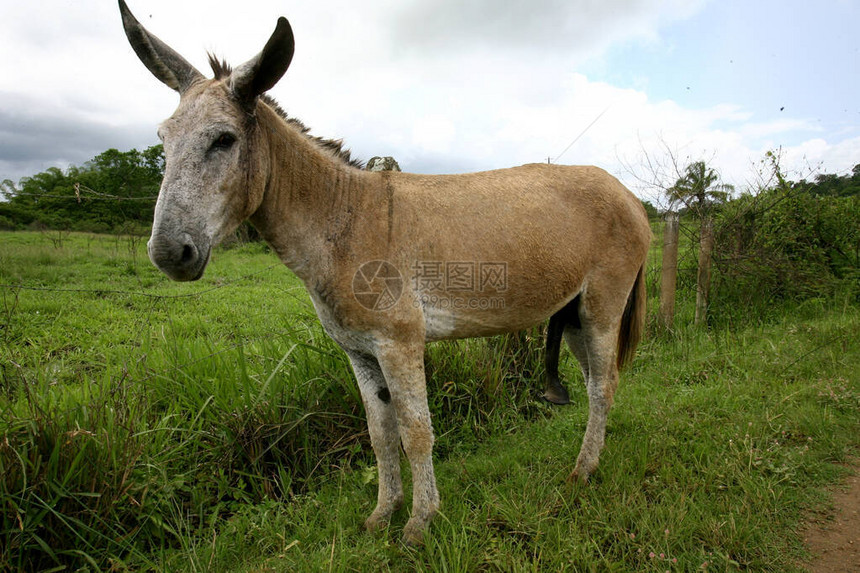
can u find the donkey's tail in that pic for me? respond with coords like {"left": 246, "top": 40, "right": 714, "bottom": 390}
{"left": 617, "top": 264, "right": 646, "bottom": 370}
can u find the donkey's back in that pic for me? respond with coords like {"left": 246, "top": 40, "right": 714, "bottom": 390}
{"left": 370, "top": 163, "right": 650, "bottom": 340}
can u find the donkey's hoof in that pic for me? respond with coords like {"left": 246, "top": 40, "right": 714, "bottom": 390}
{"left": 568, "top": 460, "right": 597, "bottom": 484}
{"left": 364, "top": 513, "right": 390, "bottom": 534}
{"left": 542, "top": 386, "right": 571, "bottom": 405}
{"left": 402, "top": 519, "right": 428, "bottom": 547}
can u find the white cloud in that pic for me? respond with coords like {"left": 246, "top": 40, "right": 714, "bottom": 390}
{"left": 0, "top": 0, "right": 856, "bottom": 195}
{"left": 782, "top": 136, "right": 860, "bottom": 178}
{"left": 389, "top": 0, "right": 708, "bottom": 58}
{"left": 411, "top": 115, "right": 457, "bottom": 154}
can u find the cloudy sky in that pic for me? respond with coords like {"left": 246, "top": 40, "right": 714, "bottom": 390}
{"left": 1, "top": 0, "right": 856, "bottom": 204}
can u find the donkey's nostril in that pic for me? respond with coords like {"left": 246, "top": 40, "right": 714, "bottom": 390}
{"left": 148, "top": 232, "right": 208, "bottom": 281}
{"left": 180, "top": 243, "right": 196, "bottom": 264}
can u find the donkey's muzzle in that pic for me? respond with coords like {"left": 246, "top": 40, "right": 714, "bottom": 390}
{"left": 147, "top": 232, "right": 210, "bottom": 282}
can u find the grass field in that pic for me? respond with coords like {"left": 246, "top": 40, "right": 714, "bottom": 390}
{"left": 1, "top": 231, "right": 858, "bottom": 571}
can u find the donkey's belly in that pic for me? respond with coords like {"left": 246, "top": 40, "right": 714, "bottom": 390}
{"left": 421, "top": 297, "right": 571, "bottom": 342}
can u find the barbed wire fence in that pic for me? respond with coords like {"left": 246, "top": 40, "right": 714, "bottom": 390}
{"left": 2, "top": 183, "right": 159, "bottom": 202}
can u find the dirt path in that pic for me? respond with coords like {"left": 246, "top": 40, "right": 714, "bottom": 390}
{"left": 800, "top": 462, "right": 860, "bottom": 573}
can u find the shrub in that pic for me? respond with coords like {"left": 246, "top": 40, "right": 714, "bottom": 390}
{"left": 710, "top": 185, "right": 859, "bottom": 323}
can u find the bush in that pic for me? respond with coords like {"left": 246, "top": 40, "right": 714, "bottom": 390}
{"left": 710, "top": 185, "right": 860, "bottom": 323}
{"left": 0, "top": 215, "right": 20, "bottom": 231}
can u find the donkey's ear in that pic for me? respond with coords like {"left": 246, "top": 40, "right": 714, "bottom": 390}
{"left": 230, "top": 17, "right": 295, "bottom": 108}
{"left": 118, "top": 0, "right": 203, "bottom": 93}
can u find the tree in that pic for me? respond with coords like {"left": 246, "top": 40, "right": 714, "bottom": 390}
{"left": 666, "top": 161, "right": 733, "bottom": 216}
{"left": 641, "top": 200, "right": 659, "bottom": 220}
{"left": 793, "top": 163, "right": 860, "bottom": 198}
{"left": 666, "top": 161, "right": 734, "bottom": 325}
{"left": 617, "top": 139, "right": 736, "bottom": 328}
{"left": 0, "top": 145, "right": 163, "bottom": 233}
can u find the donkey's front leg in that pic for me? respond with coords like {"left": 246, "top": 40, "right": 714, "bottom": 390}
{"left": 375, "top": 339, "right": 440, "bottom": 546}
{"left": 346, "top": 351, "right": 404, "bottom": 532}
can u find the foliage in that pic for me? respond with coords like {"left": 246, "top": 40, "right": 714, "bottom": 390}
{"left": 666, "top": 160, "right": 734, "bottom": 217}
{"left": 645, "top": 155, "right": 860, "bottom": 328}
{"left": 641, "top": 199, "right": 660, "bottom": 220}
{"left": 798, "top": 163, "right": 860, "bottom": 198}
{"left": 0, "top": 145, "right": 163, "bottom": 234}
{"left": 710, "top": 162, "right": 860, "bottom": 325}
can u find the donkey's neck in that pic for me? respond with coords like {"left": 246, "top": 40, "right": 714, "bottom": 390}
{"left": 250, "top": 104, "right": 376, "bottom": 282}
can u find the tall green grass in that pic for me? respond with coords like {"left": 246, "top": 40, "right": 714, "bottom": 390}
{"left": 175, "top": 304, "right": 858, "bottom": 573}
{"left": 0, "top": 232, "right": 547, "bottom": 570}
{"left": 1, "top": 231, "right": 857, "bottom": 570}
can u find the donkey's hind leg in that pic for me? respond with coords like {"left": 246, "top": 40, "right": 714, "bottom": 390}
{"left": 543, "top": 311, "right": 571, "bottom": 405}
{"left": 569, "top": 323, "right": 620, "bottom": 483}
{"left": 542, "top": 296, "right": 582, "bottom": 405}
{"left": 567, "top": 289, "right": 626, "bottom": 483}
{"left": 346, "top": 351, "right": 404, "bottom": 532}
{"left": 563, "top": 325, "right": 590, "bottom": 386}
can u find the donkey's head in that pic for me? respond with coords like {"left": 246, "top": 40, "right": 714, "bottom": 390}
{"left": 119, "top": 0, "right": 293, "bottom": 281}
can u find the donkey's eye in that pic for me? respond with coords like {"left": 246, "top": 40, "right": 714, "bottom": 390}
{"left": 211, "top": 133, "right": 236, "bottom": 152}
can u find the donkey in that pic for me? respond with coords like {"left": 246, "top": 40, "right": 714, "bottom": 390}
{"left": 119, "top": 0, "right": 651, "bottom": 545}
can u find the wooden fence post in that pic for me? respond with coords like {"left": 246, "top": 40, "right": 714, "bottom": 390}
{"left": 695, "top": 217, "right": 714, "bottom": 326}
{"left": 659, "top": 212, "right": 679, "bottom": 329}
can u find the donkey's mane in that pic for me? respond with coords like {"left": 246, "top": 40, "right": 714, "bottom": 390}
{"left": 209, "top": 55, "right": 364, "bottom": 170}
